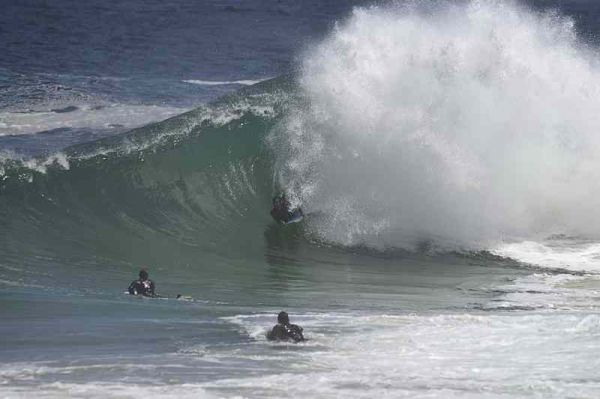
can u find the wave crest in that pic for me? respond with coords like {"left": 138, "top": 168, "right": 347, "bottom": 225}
{"left": 272, "top": 0, "right": 600, "bottom": 249}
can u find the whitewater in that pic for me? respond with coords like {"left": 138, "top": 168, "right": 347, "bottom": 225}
{"left": 2, "top": 0, "right": 600, "bottom": 398}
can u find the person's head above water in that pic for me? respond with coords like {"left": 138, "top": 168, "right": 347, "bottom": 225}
{"left": 278, "top": 311, "right": 290, "bottom": 325}
{"left": 139, "top": 269, "right": 149, "bottom": 281}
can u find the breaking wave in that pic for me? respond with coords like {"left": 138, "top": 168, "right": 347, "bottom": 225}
{"left": 3, "top": 1, "right": 600, "bottom": 277}
{"left": 271, "top": 0, "right": 600, "bottom": 250}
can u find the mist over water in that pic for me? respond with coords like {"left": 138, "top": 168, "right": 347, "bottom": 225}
{"left": 272, "top": 0, "right": 600, "bottom": 250}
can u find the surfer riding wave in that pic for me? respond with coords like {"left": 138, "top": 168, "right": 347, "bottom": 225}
{"left": 270, "top": 193, "right": 303, "bottom": 224}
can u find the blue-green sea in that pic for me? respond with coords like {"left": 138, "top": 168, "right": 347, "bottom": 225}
{"left": 2, "top": 1, "right": 600, "bottom": 397}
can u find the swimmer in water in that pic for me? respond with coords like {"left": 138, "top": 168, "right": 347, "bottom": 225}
{"left": 127, "top": 268, "right": 158, "bottom": 297}
{"left": 266, "top": 311, "right": 305, "bottom": 342}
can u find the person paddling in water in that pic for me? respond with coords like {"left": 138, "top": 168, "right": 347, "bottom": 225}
{"left": 266, "top": 311, "right": 305, "bottom": 342}
{"left": 128, "top": 268, "right": 158, "bottom": 297}
{"left": 270, "top": 194, "right": 303, "bottom": 224}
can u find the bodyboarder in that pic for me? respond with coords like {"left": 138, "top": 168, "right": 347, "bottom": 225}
{"left": 270, "top": 194, "right": 303, "bottom": 224}
{"left": 266, "top": 311, "right": 305, "bottom": 342}
{"left": 127, "top": 269, "right": 158, "bottom": 297}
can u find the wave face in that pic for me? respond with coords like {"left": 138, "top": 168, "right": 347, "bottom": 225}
{"left": 0, "top": 79, "right": 295, "bottom": 283}
{"left": 270, "top": 0, "right": 600, "bottom": 250}
{"left": 4, "top": 0, "right": 600, "bottom": 277}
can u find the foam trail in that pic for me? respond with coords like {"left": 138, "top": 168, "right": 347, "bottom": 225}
{"left": 271, "top": 0, "right": 600, "bottom": 250}
{"left": 214, "top": 311, "right": 600, "bottom": 397}
{"left": 493, "top": 238, "right": 600, "bottom": 273}
{"left": 183, "top": 79, "right": 269, "bottom": 86}
{"left": 0, "top": 103, "right": 186, "bottom": 136}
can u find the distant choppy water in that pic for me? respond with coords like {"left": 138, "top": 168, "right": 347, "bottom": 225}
{"left": 2, "top": 1, "right": 600, "bottom": 398}
{"left": 0, "top": 0, "right": 362, "bottom": 154}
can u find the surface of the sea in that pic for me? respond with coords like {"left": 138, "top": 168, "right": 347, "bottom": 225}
{"left": 2, "top": 1, "right": 600, "bottom": 398}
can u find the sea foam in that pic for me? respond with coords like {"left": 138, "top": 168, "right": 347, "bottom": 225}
{"left": 271, "top": 0, "right": 600, "bottom": 250}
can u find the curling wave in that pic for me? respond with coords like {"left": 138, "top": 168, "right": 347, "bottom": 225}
{"left": 271, "top": 0, "right": 600, "bottom": 250}
{"left": 3, "top": 1, "right": 600, "bottom": 283}
{"left": 0, "top": 77, "right": 296, "bottom": 282}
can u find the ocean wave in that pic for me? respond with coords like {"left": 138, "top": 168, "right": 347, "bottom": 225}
{"left": 5, "top": 1, "right": 600, "bottom": 276}
{"left": 270, "top": 0, "right": 600, "bottom": 250}
{"left": 0, "top": 77, "right": 294, "bottom": 280}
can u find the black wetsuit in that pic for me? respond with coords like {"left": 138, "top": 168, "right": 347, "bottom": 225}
{"left": 271, "top": 196, "right": 290, "bottom": 222}
{"left": 128, "top": 279, "right": 156, "bottom": 297}
{"left": 271, "top": 195, "right": 302, "bottom": 224}
{"left": 266, "top": 323, "right": 305, "bottom": 342}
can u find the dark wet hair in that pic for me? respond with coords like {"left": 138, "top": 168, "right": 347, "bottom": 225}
{"left": 278, "top": 311, "right": 289, "bottom": 325}
{"left": 139, "top": 269, "right": 149, "bottom": 280}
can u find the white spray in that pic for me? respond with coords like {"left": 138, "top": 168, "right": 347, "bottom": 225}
{"left": 270, "top": 0, "right": 600, "bottom": 250}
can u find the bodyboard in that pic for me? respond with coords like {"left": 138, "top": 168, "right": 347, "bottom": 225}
{"left": 283, "top": 209, "right": 304, "bottom": 224}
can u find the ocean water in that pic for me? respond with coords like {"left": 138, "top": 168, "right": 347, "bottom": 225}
{"left": 2, "top": 0, "right": 600, "bottom": 398}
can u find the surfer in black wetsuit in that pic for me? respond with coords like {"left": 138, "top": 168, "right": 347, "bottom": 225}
{"left": 128, "top": 269, "right": 158, "bottom": 297}
{"left": 270, "top": 194, "right": 303, "bottom": 224}
{"left": 266, "top": 311, "right": 305, "bottom": 342}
